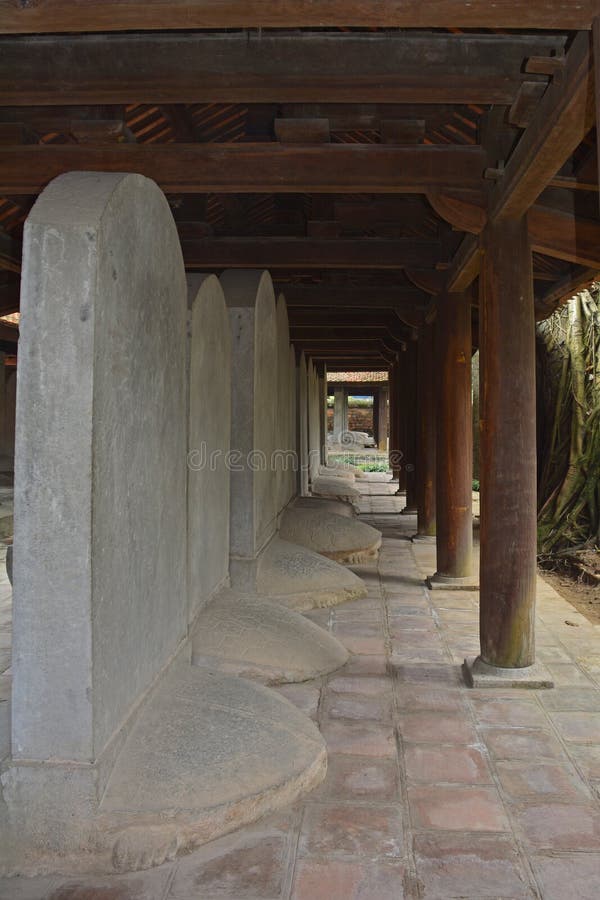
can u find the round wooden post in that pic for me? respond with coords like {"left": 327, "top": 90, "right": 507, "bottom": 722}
{"left": 479, "top": 217, "right": 536, "bottom": 668}
{"left": 433, "top": 290, "right": 473, "bottom": 581}
{"left": 389, "top": 358, "right": 404, "bottom": 484}
{"left": 402, "top": 341, "right": 418, "bottom": 512}
{"left": 415, "top": 324, "right": 436, "bottom": 538}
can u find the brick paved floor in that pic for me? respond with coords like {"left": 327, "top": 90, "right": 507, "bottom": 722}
{"left": 2, "top": 482, "right": 600, "bottom": 899}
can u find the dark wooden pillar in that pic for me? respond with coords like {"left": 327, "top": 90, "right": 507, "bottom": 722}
{"left": 378, "top": 385, "right": 389, "bottom": 452}
{"left": 389, "top": 359, "right": 403, "bottom": 483}
{"left": 401, "top": 341, "right": 418, "bottom": 511}
{"left": 415, "top": 324, "right": 436, "bottom": 538}
{"left": 372, "top": 387, "right": 380, "bottom": 445}
{"left": 433, "top": 290, "right": 473, "bottom": 581}
{"left": 479, "top": 217, "right": 536, "bottom": 668}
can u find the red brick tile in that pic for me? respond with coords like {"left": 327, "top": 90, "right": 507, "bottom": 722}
{"left": 399, "top": 712, "right": 478, "bottom": 744}
{"left": 569, "top": 745, "right": 600, "bottom": 779}
{"left": 323, "top": 691, "right": 393, "bottom": 723}
{"left": 514, "top": 802, "right": 600, "bottom": 850}
{"left": 311, "top": 754, "right": 399, "bottom": 803}
{"left": 413, "top": 832, "right": 531, "bottom": 899}
{"left": 339, "top": 655, "right": 388, "bottom": 676}
{"left": 394, "top": 686, "right": 466, "bottom": 714}
{"left": 393, "top": 663, "right": 462, "bottom": 686}
{"left": 495, "top": 760, "right": 590, "bottom": 801}
{"left": 482, "top": 728, "right": 566, "bottom": 761}
{"left": 404, "top": 744, "right": 493, "bottom": 785}
{"left": 391, "top": 648, "right": 449, "bottom": 664}
{"left": 275, "top": 683, "right": 320, "bottom": 719}
{"left": 321, "top": 720, "right": 397, "bottom": 758}
{"left": 47, "top": 867, "right": 173, "bottom": 900}
{"left": 338, "top": 636, "right": 387, "bottom": 656}
{"left": 550, "top": 711, "right": 600, "bottom": 742}
{"left": 327, "top": 675, "right": 391, "bottom": 697}
{"left": 167, "top": 826, "right": 289, "bottom": 899}
{"left": 291, "top": 858, "right": 406, "bottom": 900}
{"left": 299, "top": 803, "right": 403, "bottom": 859}
{"left": 469, "top": 698, "right": 547, "bottom": 728}
{"left": 531, "top": 852, "right": 600, "bottom": 900}
{"left": 408, "top": 785, "right": 510, "bottom": 832}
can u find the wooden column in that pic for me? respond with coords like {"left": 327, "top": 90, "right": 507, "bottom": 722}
{"left": 377, "top": 385, "right": 389, "bottom": 452}
{"left": 479, "top": 217, "right": 536, "bottom": 667}
{"left": 433, "top": 291, "right": 473, "bottom": 580}
{"left": 389, "top": 359, "right": 402, "bottom": 481}
{"left": 402, "top": 341, "right": 418, "bottom": 512}
{"left": 415, "top": 324, "right": 436, "bottom": 538}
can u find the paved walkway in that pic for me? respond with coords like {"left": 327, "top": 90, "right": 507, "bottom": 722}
{"left": 2, "top": 483, "right": 600, "bottom": 898}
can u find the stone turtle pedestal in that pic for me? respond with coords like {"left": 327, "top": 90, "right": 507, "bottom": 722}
{"left": 279, "top": 505, "right": 382, "bottom": 565}
{"left": 192, "top": 590, "right": 348, "bottom": 683}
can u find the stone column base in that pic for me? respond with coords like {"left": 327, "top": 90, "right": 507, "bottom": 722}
{"left": 426, "top": 572, "right": 479, "bottom": 591}
{"left": 462, "top": 656, "right": 554, "bottom": 690}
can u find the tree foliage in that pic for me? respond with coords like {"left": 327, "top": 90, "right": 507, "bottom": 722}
{"left": 537, "top": 288, "right": 600, "bottom": 562}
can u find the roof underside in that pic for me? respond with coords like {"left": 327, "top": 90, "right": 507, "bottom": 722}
{"left": 1, "top": 15, "right": 598, "bottom": 360}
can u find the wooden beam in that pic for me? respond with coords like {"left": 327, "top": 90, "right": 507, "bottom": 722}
{"left": 0, "top": 33, "right": 562, "bottom": 107}
{"left": 0, "top": 322, "right": 18, "bottom": 345}
{"left": 446, "top": 236, "right": 482, "bottom": 293}
{"left": 528, "top": 205, "right": 600, "bottom": 268}
{"left": 405, "top": 269, "right": 446, "bottom": 295}
{"left": 182, "top": 237, "right": 442, "bottom": 269}
{"left": 274, "top": 284, "right": 429, "bottom": 311}
{"left": 0, "top": 3, "right": 594, "bottom": 33}
{"left": 0, "top": 282, "right": 20, "bottom": 316}
{"left": 491, "top": 30, "right": 596, "bottom": 222}
{"left": 0, "top": 232, "right": 21, "bottom": 274}
{"left": 536, "top": 266, "right": 599, "bottom": 319}
{"left": 0, "top": 144, "right": 485, "bottom": 195}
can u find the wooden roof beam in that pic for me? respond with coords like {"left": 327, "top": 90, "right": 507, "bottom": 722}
{"left": 273, "top": 284, "right": 429, "bottom": 312}
{"left": 490, "top": 30, "right": 596, "bottom": 222}
{"left": 0, "top": 32, "right": 563, "bottom": 107}
{"left": 0, "top": 144, "right": 485, "bottom": 195}
{"left": 0, "top": 1, "right": 596, "bottom": 32}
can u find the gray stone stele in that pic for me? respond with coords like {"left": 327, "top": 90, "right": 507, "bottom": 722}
{"left": 11, "top": 172, "right": 188, "bottom": 765}
{"left": 220, "top": 270, "right": 279, "bottom": 576}
{"left": 296, "top": 352, "right": 310, "bottom": 496}
{"left": 186, "top": 274, "right": 232, "bottom": 621}
{"left": 274, "top": 293, "right": 294, "bottom": 515}
{"left": 191, "top": 590, "right": 349, "bottom": 683}
{"left": 279, "top": 506, "right": 382, "bottom": 564}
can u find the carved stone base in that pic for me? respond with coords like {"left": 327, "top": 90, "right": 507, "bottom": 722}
{"left": 463, "top": 656, "right": 554, "bottom": 690}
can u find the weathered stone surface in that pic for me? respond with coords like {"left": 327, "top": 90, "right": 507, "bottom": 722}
{"left": 293, "top": 496, "right": 357, "bottom": 518}
{"left": 191, "top": 590, "right": 348, "bottom": 683}
{"left": 221, "top": 269, "right": 279, "bottom": 570}
{"left": 312, "top": 475, "right": 361, "bottom": 506}
{"left": 11, "top": 172, "right": 188, "bottom": 765}
{"left": 3, "top": 664, "right": 326, "bottom": 874}
{"left": 279, "top": 507, "right": 381, "bottom": 564}
{"left": 187, "top": 274, "right": 231, "bottom": 619}
{"left": 296, "top": 352, "right": 310, "bottom": 496}
{"left": 257, "top": 537, "right": 367, "bottom": 611}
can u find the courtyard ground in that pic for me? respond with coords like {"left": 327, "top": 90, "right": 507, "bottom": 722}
{"left": 1, "top": 480, "right": 600, "bottom": 899}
